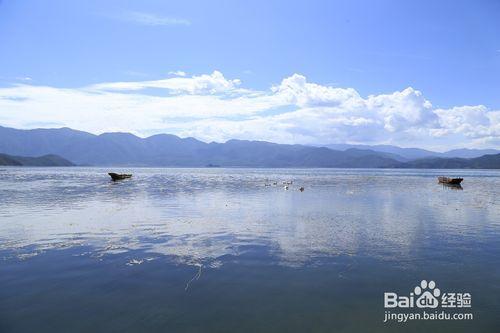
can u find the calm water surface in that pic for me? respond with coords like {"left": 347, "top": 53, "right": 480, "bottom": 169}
{"left": 0, "top": 168, "right": 499, "bottom": 332}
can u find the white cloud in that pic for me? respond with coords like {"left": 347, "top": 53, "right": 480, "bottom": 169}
{"left": 168, "top": 70, "right": 187, "bottom": 77}
{"left": 272, "top": 74, "right": 362, "bottom": 108}
{"left": 434, "top": 105, "right": 500, "bottom": 141}
{"left": 0, "top": 71, "right": 498, "bottom": 150}
{"left": 15, "top": 76, "right": 33, "bottom": 82}
{"left": 91, "top": 71, "right": 241, "bottom": 94}
{"left": 366, "top": 87, "right": 438, "bottom": 132}
{"left": 115, "top": 11, "right": 191, "bottom": 26}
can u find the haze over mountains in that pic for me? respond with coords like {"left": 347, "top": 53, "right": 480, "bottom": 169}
{"left": 0, "top": 125, "right": 498, "bottom": 168}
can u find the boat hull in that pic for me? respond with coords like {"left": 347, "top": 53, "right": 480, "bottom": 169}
{"left": 108, "top": 173, "right": 132, "bottom": 181}
{"left": 438, "top": 177, "right": 463, "bottom": 185}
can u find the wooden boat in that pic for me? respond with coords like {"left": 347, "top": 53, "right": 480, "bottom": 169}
{"left": 108, "top": 172, "right": 132, "bottom": 181}
{"left": 437, "top": 176, "right": 463, "bottom": 185}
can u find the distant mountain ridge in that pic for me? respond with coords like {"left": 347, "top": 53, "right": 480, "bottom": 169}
{"left": 0, "top": 125, "right": 400, "bottom": 167}
{"left": 0, "top": 125, "right": 499, "bottom": 168}
{"left": 395, "top": 154, "right": 500, "bottom": 169}
{"left": 324, "top": 143, "right": 499, "bottom": 160}
{"left": 0, "top": 153, "right": 74, "bottom": 166}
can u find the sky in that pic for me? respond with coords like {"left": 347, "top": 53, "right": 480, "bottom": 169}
{"left": 0, "top": 0, "right": 499, "bottom": 150}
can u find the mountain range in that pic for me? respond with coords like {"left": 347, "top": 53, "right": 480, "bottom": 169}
{"left": 0, "top": 153, "right": 74, "bottom": 166}
{"left": 324, "top": 144, "right": 499, "bottom": 160}
{"left": 0, "top": 125, "right": 498, "bottom": 168}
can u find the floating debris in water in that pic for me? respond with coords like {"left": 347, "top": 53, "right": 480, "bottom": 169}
{"left": 185, "top": 264, "right": 203, "bottom": 291}
{"left": 125, "top": 257, "right": 155, "bottom": 266}
{"left": 104, "top": 244, "right": 124, "bottom": 251}
{"left": 73, "top": 251, "right": 93, "bottom": 257}
{"left": 209, "top": 261, "right": 222, "bottom": 269}
{"left": 126, "top": 259, "right": 144, "bottom": 266}
{"left": 17, "top": 252, "right": 40, "bottom": 260}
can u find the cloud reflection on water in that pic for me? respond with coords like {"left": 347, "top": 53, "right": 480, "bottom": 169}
{"left": 0, "top": 168, "right": 499, "bottom": 267}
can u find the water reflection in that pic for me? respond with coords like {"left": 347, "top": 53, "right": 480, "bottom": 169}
{"left": 0, "top": 168, "right": 499, "bottom": 268}
{"left": 440, "top": 183, "right": 463, "bottom": 190}
{"left": 1, "top": 168, "right": 500, "bottom": 332}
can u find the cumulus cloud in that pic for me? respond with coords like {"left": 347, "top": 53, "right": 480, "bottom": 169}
{"left": 273, "top": 74, "right": 362, "bottom": 108}
{"left": 0, "top": 71, "right": 498, "bottom": 150}
{"left": 434, "top": 105, "right": 500, "bottom": 144}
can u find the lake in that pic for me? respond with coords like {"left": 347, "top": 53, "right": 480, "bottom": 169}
{"left": 0, "top": 168, "right": 499, "bottom": 332}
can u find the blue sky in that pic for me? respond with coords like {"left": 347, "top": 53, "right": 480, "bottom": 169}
{"left": 0, "top": 0, "right": 499, "bottom": 150}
